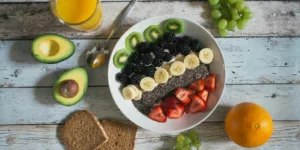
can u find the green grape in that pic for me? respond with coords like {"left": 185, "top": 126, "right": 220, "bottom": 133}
{"left": 177, "top": 134, "right": 185, "bottom": 143}
{"left": 209, "top": 0, "right": 220, "bottom": 5}
{"left": 235, "top": 1, "right": 245, "bottom": 11}
{"left": 242, "top": 6, "right": 250, "bottom": 13}
{"left": 219, "top": 29, "right": 228, "bottom": 36}
{"left": 211, "top": 10, "right": 222, "bottom": 19}
{"left": 211, "top": 3, "right": 221, "bottom": 9}
{"left": 227, "top": 20, "right": 237, "bottom": 31}
{"left": 188, "top": 130, "right": 198, "bottom": 140}
{"left": 231, "top": 8, "right": 238, "bottom": 15}
{"left": 184, "top": 136, "right": 192, "bottom": 145}
{"left": 192, "top": 140, "right": 201, "bottom": 149}
{"left": 218, "top": 19, "right": 228, "bottom": 29}
{"left": 228, "top": 0, "right": 237, "bottom": 4}
{"left": 232, "top": 13, "right": 240, "bottom": 20}
{"left": 243, "top": 11, "right": 253, "bottom": 19}
{"left": 237, "top": 19, "right": 248, "bottom": 30}
{"left": 175, "top": 142, "right": 183, "bottom": 150}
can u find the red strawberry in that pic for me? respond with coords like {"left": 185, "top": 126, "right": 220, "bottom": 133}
{"left": 184, "top": 105, "right": 190, "bottom": 114}
{"left": 161, "top": 96, "right": 178, "bottom": 111}
{"left": 197, "top": 90, "right": 209, "bottom": 101}
{"left": 187, "top": 95, "right": 207, "bottom": 114}
{"left": 204, "top": 74, "right": 216, "bottom": 91}
{"left": 175, "top": 88, "right": 192, "bottom": 105}
{"left": 167, "top": 103, "right": 185, "bottom": 119}
{"left": 189, "top": 79, "right": 205, "bottom": 91}
{"left": 149, "top": 105, "right": 167, "bottom": 123}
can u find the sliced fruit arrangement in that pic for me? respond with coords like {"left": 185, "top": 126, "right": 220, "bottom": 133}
{"left": 209, "top": 0, "right": 253, "bottom": 36}
{"left": 148, "top": 73, "right": 216, "bottom": 123}
{"left": 122, "top": 84, "right": 143, "bottom": 100}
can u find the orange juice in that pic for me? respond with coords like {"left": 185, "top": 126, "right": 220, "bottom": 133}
{"left": 52, "top": 0, "right": 103, "bottom": 31}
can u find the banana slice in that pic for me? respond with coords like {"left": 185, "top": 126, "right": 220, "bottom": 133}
{"left": 175, "top": 54, "right": 185, "bottom": 62}
{"left": 183, "top": 54, "right": 200, "bottom": 69}
{"left": 154, "top": 68, "right": 169, "bottom": 84}
{"left": 170, "top": 61, "right": 186, "bottom": 76}
{"left": 127, "top": 85, "right": 139, "bottom": 94}
{"left": 162, "top": 63, "right": 173, "bottom": 78}
{"left": 199, "top": 48, "right": 214, "bottom": 64}
{"left": 140, "top": 77, "right": 157, "bottom": 92}
{"left": 133, "top": 89, "right": 143, "bottom": 100}
{"left": 122, "top": 86, "right": 137, "bottom": 100}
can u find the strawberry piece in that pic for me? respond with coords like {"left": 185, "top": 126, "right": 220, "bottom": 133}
{"left": 197, "top": 90, "right": 209, "bottom": 101}
{"left": 187, "top": 95, "right": 207, "bottom": 114}
{"left": 149, "top": 105, "right": 167, "bottom": 123}
{"left": 167, "top": 103, "right": 185, "bottom": 119}
{"left": 161, "top": 96, "right": 178, "bottom": 111}
{"left": 184, "top": 105, "right": 190, "bottom": 114}
{"left": 175, "top": 88, "right": 192, "bottom": 105}
{"left": 189, "top": 79, "right": 205, "bottom": 91}
{"left": 204, "top": 74, "right": 216, "bottom": 91}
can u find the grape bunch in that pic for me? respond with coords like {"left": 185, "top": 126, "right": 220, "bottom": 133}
{"left": 209, "top": 0, "right": 253, "bottom": 36}
{"left": 175, "top": 130, "right": 201, "bottom": 150}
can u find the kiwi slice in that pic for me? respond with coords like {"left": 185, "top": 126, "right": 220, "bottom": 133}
{"left": 113, "top": 48, "right": 131, "bottom": 69}
{"left": 125, "top": 32, "right": 144, "bottom": 52}
{"left": 163, "top": 19, "right": 184, "bottom": 34}
{"left": 143, "top": 25, "right": 164, "bottom": 42}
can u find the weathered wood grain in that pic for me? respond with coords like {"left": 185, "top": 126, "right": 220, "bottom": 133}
{"left": 0, "top": 84, "right": 299, "bottom": 124}
{"left": 0, "top": 1, "right": 299, "bottom": 39}
{"left": 0, "top": 121, "right": 299, "bottom": 150}
{"left": 0, "top": 38, "right": 299, "bottom": 87}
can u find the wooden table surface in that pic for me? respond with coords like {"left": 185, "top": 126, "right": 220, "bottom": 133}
{"left": 0, "top": 0, "right": 299, "bottom": 150}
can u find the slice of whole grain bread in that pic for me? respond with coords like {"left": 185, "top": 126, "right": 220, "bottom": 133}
{"left": 61, "top": 110, "right": 108, "bottom": 150}
{"left": 97, "top": 119, "right": 138, "bottom": 150}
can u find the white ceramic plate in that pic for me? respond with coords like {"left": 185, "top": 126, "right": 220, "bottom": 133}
{"left": 108, "top": 16, "right": 226, "bottom": 133}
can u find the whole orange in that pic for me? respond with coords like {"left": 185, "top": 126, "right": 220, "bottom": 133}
{"left": 225, "top": 102, "right": 273, "bottom": 148}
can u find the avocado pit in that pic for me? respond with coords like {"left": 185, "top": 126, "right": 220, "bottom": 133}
{"left": 59, "top": 80, "right": 79, "bottom": 98}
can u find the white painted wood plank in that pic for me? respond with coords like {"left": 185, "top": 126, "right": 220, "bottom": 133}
{"left": 0, "top": 38, "right": 299, "bottom": 87}
{"left": 0, "top": 121, "right": 300, "bottom": 150}
{"left": 0, "top": 1, "right": 299, "bottom": 39}
{"left": 0, "top": 84, "right": 299, "bottom": 124}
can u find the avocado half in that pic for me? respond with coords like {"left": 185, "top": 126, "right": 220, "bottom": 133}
{"left": 31, "top": 33, "right": 75, "bottom": 63}
{"left": 53, "top": 67, "right": 88, "bottom": 106}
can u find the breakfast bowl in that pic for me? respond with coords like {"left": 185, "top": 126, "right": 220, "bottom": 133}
{"left": 108, "top": 16, "right": 226, "bottom": 133}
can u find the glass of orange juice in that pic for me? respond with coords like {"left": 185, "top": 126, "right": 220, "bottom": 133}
{"left": 49, "top": 0, "right": 103, "bottom": 31}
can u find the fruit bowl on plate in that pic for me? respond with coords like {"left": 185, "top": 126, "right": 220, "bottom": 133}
{"left": 108, "top": 16, "right": 226, "bottom": 133}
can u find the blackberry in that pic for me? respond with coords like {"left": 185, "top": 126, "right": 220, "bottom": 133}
{"left": 170, "top": 48, "right": 180, "bottom": 56}
{"left": 189, "top": 39, "right": 203, "bottom": 52}
{"left": 130, "top": 53, "right": 141, "bottom": 64}
{"left": 179, "top": 36, "right": 193, "bottom": 45}
{"left": 166, "top": 43, "right": 177, "bottom": 52}
{"left": 153, "top": 48, "right": 165, "bottom": 58}
{"left": 116, "top": 72, "right": 127, "bottom": 83}
{"left": 141, "top": 53, "right": 154, "bottom": 65}
{"left": 148, "top": 44, "right": 161, "bottom": 52}
{"left": 159, "top": 41, "right": 168, "bottom": 49}
{"left": 163, "top": 52, "right": 173, "bottom": 62}
{"left": 137, "top": 42, "right": 149, "bottom": 53}
{"left": 130, "top": 73, "right": 142, "bottom": 85}
{"left": 153, "top": 58, "right": 164, "bottom": 67}
{"left": 177, "top": 44, "right": 191, "bottom": 56}
{"left": 164, "top": 32, "right": 177, "bottom": 43}
{"left": 144, "top": 65, "right": 156, "bottom": 77}
{"left": 173, "top": 37, "right": 180, "bottom": 44}
{"left": 122, "top": 64, "right": 134, "bottom": 75}
{"left": 134, "top": 64, "right": 144, "bottom": 74}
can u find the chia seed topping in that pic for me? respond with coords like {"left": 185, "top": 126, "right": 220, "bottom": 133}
{"left": 132, "top": 64, "right": 210, "bottom": 115}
